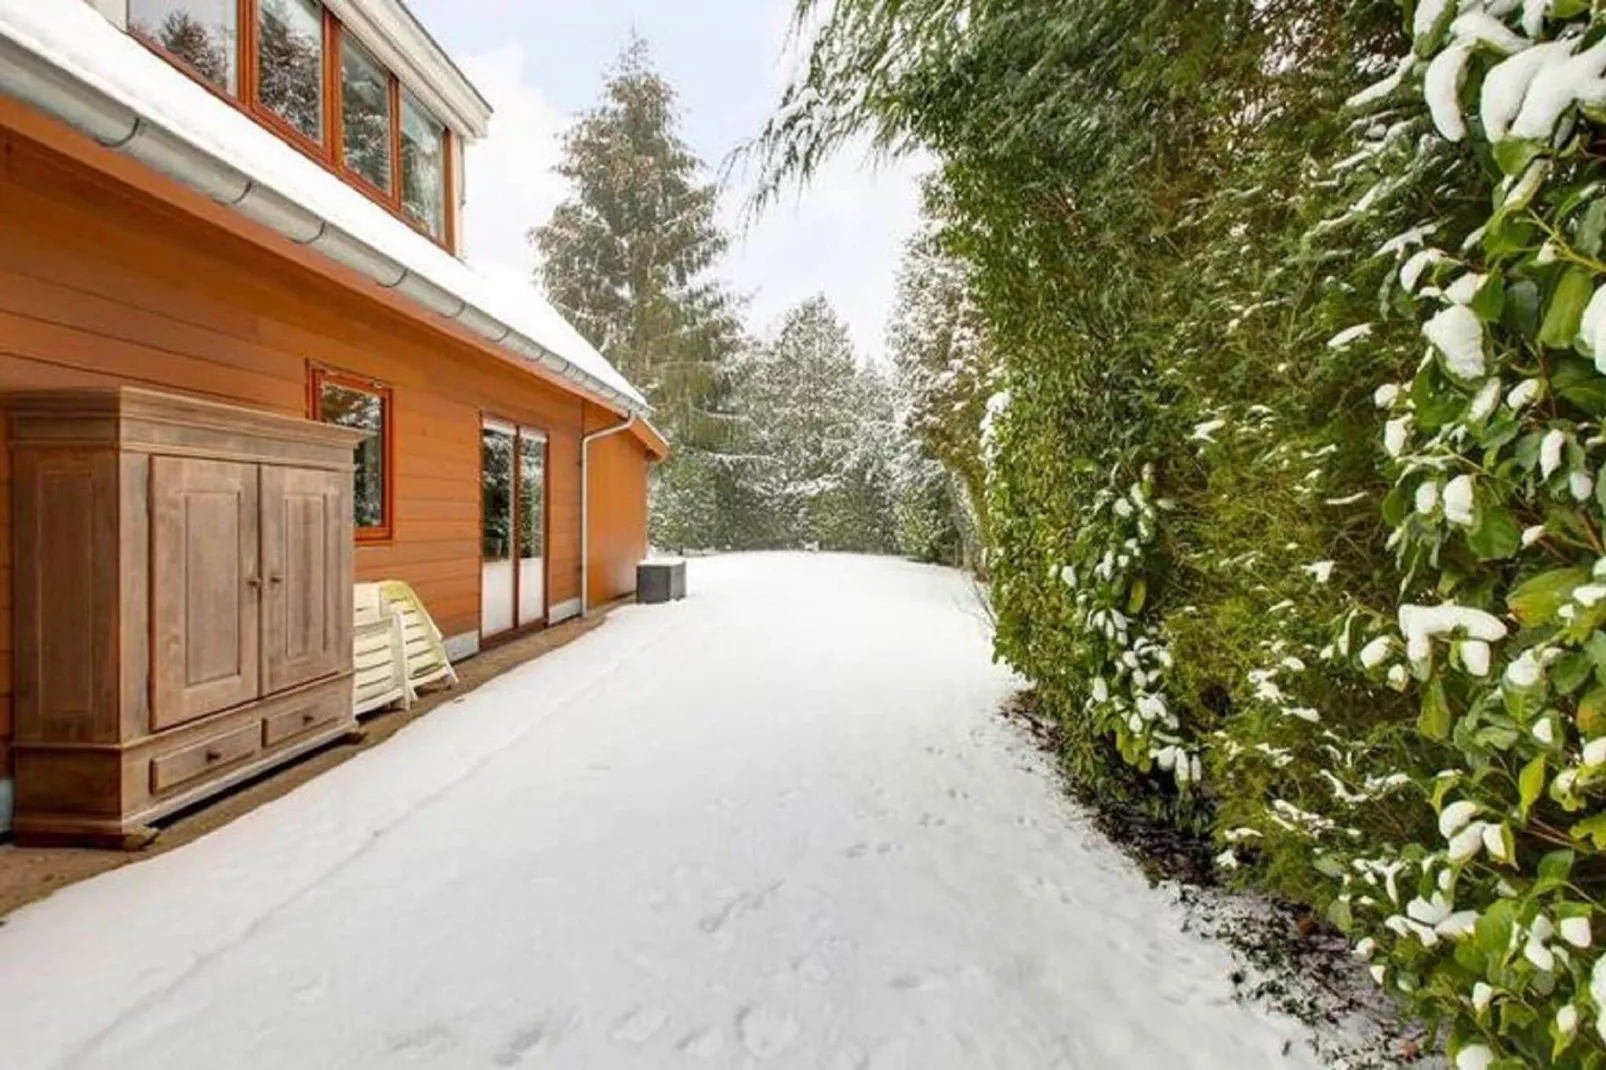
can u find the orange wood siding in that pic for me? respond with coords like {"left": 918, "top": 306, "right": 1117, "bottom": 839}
{"left": 0, "top": 119, "right": 651, "bottom": 778}
{"left": 586, "top": 431, "right": 650, "bottom": 607}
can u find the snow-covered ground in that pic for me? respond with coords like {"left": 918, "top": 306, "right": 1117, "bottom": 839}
{"left": 0, "top": 554, "right": 1319, "bottom": 1069}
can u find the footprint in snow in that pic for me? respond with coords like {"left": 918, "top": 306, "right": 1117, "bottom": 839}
{"left": 677, "top": 1026, "right": 726, "bottom": 1058}
{"left": 492, "top": 1021, "right": 550, "bottom": 1066}
{"left": 698, "top": 881, "right": 783, "bottom": 934}
{"left": 736, "top": 1004, "right": 800, "bottom": 1058}
{"left": 291, "top": 973, "right": 328, "bottom": 1003}
{"left": 889, "top": 972, "right": 946, "bottom": 993}
{"left": 609, "top": 1004, "right": 668, "bottom": 1045}
{"left": 386, "top": 1023, "right": 455, "bottom": 1059}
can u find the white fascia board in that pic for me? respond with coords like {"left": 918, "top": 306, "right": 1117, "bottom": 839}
{"left": 324, "top": 0, "right": 491, "bottom": 140}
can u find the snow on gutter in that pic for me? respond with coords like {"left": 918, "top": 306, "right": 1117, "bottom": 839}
{"left": 0, "top": 0, "right": 650, "bottom": 419}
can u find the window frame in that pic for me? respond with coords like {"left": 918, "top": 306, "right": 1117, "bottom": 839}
{"left": 128, "top": 0, "right": 455, "bottom": 253}
{"left": 399, "top": 87, "right": 450, "bottom": 242}
{"left": 334, "top": 29, "right": 398, "bottom": 202}
{"left": 244, "top": 0, "right": 333, "bottom": 161}
{"left": 128, "top": 0, "right": 243, "bottom": 98}
{"left": 309, "top": 365, "right": 395, "bottom": 544}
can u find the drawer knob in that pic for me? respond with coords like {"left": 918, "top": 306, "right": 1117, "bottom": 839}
{"left": 204, "top": 748, "right": 222, "bottom": 762}
{"left": 301, "top": 712, "right": 316, "bottom": 725}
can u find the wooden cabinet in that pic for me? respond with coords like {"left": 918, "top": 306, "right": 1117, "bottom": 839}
{"left": 9, "top": 388, "right": 366, "bottom": 846}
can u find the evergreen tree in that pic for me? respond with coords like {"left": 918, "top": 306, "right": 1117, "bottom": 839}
{"left": 731, "top": 298, "right": 897, "bottom": 553}
{"left": 534, "top": 37, "right": 742, "bottom": 550}
{"left": 533, "top": 37, "right": 738, "bottom": 448}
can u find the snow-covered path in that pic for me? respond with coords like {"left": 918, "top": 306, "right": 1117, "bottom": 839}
{"left": 0, "top": 554, "right": 1316, "bottom": 1069}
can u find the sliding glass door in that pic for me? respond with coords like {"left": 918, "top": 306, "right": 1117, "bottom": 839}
{"left": 481, "top": 419, "right": 547, "bottom": 639}
{"left": 516, "top": 429, "right": 546, "bottom": 627}
{"left": 481, "top": 420, "right": 516, "bottom": 637}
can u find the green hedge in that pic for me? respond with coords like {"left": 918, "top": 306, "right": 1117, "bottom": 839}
{"left": 759, "top": 0, "right": 1606, "bottom": 1061}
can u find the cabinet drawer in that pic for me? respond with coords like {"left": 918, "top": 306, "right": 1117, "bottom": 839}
{"left": 150, "top": 722, "right": 260, "bottom": 794}
{"left": 262, "top": 687, "right": 346, "bottom": 748}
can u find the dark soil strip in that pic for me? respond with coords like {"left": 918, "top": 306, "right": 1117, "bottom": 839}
{"left": 0, "top": 612, "right": 610, "bottom": 919}
{"left": 1000, "top": 690, "right": 1437, "bottom": 1068}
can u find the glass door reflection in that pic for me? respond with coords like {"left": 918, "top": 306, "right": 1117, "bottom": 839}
{"left": 480, "top": 420, "right": 516, "bottom": 637}
{"left": 516, "top": 428, "right": 546, "bottom": 627}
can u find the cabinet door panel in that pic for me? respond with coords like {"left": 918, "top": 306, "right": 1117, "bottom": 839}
{"left": 261, "top": 467, "right": 352, "bottom": 693}
{"left": 151, "top": 458, "right": 260, "bottom": 728}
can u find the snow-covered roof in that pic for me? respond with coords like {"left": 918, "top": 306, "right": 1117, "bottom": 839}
{"left": 0, "top": 0, "right": 648, "bottom": 413}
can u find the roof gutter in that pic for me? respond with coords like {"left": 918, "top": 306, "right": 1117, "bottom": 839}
{"left": 0, "top": 32, "right": 645, "bottom": 420}
{"left": 580, "top": 413, "right": 637, "bottom": 617}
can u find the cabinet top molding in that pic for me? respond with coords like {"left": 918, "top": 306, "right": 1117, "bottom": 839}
{"left": 8, "top": 387, "right": 367, "bottom": 470}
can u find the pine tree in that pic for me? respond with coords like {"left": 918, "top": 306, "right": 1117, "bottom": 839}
{"left": 533, "top": 37, "right": 739, "bottom": 451}
{"left": 534, "top": 37, "right": 743, "bottom": 551}
{"left": 731, "top": 297, "right": 897, "bottom": 553}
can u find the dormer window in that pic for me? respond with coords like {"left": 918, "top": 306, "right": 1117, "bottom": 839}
{"left": 401, "top": 89, "right": 446, "bottom": 240}
{"left": 129, "top": 0, "right": 239, "bottom": 93}
{"left": 340, "top": 34, "right": 393, "bottom": 194}
{"left": 127, "top": 0, "right": 456, "bottom": 252}
{"left": 256, "top": 0, "right": 325, "bottom": 145}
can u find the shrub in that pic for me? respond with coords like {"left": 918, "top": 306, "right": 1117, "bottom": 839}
{"left": 754, "top": 0, "right": 1606, "bottom": 1060}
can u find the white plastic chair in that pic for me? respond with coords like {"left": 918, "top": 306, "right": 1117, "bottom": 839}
{"left": 352, "top": 583, "right": 410, "bottom": 716}
{"left": 377, "top": 580, "right": 460, "bottom": 701}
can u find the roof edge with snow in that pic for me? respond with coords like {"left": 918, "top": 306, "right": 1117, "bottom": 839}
{"left": 0, "top": 0, "right": 651, "bottom": 421}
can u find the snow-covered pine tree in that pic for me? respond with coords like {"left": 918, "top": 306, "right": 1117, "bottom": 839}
{"left": 533, "top": 36, "right": 743, "bottom": 549}
{"left": 731, "top": 297, "right": 897, "bottom": 553}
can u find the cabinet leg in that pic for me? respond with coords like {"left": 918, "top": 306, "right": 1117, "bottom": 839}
{"left": 340, "top": 726, "right": 368, "bottom": 746}
{"left": 119, "top": 826, "right": 159, "bottom": 852}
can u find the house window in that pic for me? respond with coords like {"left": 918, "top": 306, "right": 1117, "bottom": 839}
{"left": 401, "top": 91, "right": 447, "bottom": 240}
{"left": 256, "top": 0, "right": 325, "bottom": 143}
{"left": 127, "top": 1, "right": 456, "bottom": 251}
{"left": 130, "top": 0, "right": 239, "bottom": 93}
{"left": 340, "top": 36, "right": 392, "bottom": 194}
{"left": 312, "top": 369, "right": 391, "bottom": 538}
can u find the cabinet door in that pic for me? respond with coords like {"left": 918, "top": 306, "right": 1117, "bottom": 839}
{"left": 151, "top": 457, "right": 261, "bottom": 728}
{"left": 261, "top": 466, "right": 353, "bottom": 694}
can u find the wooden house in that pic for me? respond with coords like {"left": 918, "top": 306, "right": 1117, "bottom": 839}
{"left": 0, "top": 0, "right": 665, "bottom": 836}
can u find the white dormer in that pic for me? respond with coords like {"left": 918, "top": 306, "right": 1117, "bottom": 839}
{"left": 80, "top": 0, "right": 490, "bottom": 255}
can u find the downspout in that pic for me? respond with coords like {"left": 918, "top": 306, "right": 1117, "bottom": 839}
{"left": 579, "top": 412, "right": 637, "bottom": 617}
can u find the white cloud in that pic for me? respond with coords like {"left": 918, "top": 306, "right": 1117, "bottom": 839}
{"left": 458, "top": 45, "right": 925, "bottom": 365}
{"left": 457, "top": 45, "right": 569, "bottom": 292}
{"left": 725, "top": 149, "right": 927, "bottom": 365}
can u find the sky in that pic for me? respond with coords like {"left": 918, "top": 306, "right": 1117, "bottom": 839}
{"left": 405, "top": 0, "right": 928, "bottom": 364}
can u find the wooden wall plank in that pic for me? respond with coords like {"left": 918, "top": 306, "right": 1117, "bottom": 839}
{"left": 586, "top": 433, "right": 650, "bottom": 606}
